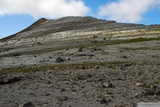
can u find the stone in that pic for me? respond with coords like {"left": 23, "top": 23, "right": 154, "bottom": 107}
{"left": 0, "top": 76, "right": 21, "bottom": 85}
{"left": 21, "top": 102, "right": 34, "bottom": 107}
{"left": 120, "top": 64, "right": 131, "bottom": 70}
{"left": 45, "top": 93, "right": 51, "bottom": 96}
{"left": 86, "top": 74, "right": 93, "bottom": 78}
{"left": 135, "top": 82, "right": 146, "bottom": 87}
{"left": 55, "top": 57, "right": 64, "bottom": 63}
{"left": 0, "top": 49, "right": 5, "bottom": 52}
{"left": 102, "top": 83, "right": 113, "bottom": 88}
{"left": 95, "top": 65, "right": 100, "bottom": 69}
{"left": 122, "top": 55, "right": 127, "bottom": 58}
{"left": 145, "top": 84, "right": 160, "bottom": 95}
{"left": 79, "top": 65, "right": 85, "bottom": 69}
{"left": 100, "top": 98, "right": 110, "bottom": 104}
{"left": 93, "top": 35, "right": 97, "bottom": 38}
{"left": 12, "top": 53, "right": 20, "bottom": 56}
{"left": 134, "top": 93, "right": 141, "bottom": 98}
{"left": 61, "top": 96, "right": 69, "bottom": 101}
{"left": 78, "top": 47, "right": 84, "bottom": 52}
{"left": 61, "top": 88, "right": 66, "bottom": 92}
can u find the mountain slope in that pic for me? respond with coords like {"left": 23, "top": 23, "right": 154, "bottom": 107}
{"left": 0, "top": 16, "right": 160, "bottom": 46}
{"left": 0, "top": 16, "right": 160, "bottom": 107}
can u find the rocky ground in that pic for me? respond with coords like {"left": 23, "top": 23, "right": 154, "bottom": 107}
{"left": 0, "top": 17, "right": 160, "bottom": 107}
{"left": 0, "top": 40, "right": 160, "bottom": 107}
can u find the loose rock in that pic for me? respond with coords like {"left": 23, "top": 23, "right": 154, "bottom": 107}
{"left": 61, "top": 96, "right": 69, "bottom": 101}
{"left": 55, "top": 57, "right": 64, "bottom": 63}
{"left": 12, "top": 53, "right": 21, "bottom": 56}
{"left": 135, "top": 82, "right": 146, "bottom": 87}
{"left": 122, "top": 55, "right": 127, "bottom": 58}
{"left": 95, "top": 65, "right": 100, "bottom": 69}
{"left": 145, "top": 84, "right": 160, "bottom": 95}
{"left": 86, "top": 74, "right": 92, "bottom": 78}
{"left": 78, "top": 47, "right": 84, "bottom": 52}
{"left": 102, "top": 83, "right": 113, "bottom": 88}
{"left": 21, "top": 102, "right": 34, "bottom": 107}
{"left": 100, "top": 98, "right": 110, "bottom": 104}
{"left": 0, "top": 76, "right": 21, "bottom": 85}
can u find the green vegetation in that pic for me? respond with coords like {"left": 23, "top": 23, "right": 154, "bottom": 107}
{"left": 121, "top": 46, "right": 160, "bottom": 50}
{"left": 0, "top": 61, "right": 133, "bottom": 76}
{"left": 121, "top": 47, "right": 151, "bottom": 50}
{"left": 121, "top": 37, "right": 160, "bottom": 43}
{"left": 0, "top": 59, "right": 154, "bottom": 76}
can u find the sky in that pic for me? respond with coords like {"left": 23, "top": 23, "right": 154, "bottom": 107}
{"left": 0, "top": 0, "right": 160, "bottom": 39}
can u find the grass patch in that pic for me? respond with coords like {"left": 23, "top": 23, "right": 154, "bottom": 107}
{"left": 121, "top": 47, "right": 151, "bottom": 50}
{"left": 0, "top": 61, "right": 133, "bottom": 76}
{"left": 123, "top": 37, "right": 160, "bottom": 43}
{"left": 122, "top": 46, "right": 160, "bottom": 50}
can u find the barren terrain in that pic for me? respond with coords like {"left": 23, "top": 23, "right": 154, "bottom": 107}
{"left": 0, "top": 16, "right": 160, "bottom": 107}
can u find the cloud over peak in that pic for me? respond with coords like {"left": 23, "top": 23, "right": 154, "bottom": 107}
{"left": 0, "top": 0, "right": 90, "bottom": 19}
{"left": 98, "top": 0, "right": 157, "bottom": 23}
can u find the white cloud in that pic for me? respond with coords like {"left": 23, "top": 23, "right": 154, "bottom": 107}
{"left": 155, "top": 0, "right": 160, "bottom": 10}
{"left": 0, "top": 0, "right": 90, "bottom": 19}
{"left": 98, "top": 0, "right": 157, "bottom": 23}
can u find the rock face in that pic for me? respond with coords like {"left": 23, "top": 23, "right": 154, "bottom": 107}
{"left": 0, "top": 16, "right": 160, "bottom": 107}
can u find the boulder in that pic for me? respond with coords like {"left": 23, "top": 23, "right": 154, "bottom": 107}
{"left": 55, "top": 57, "right": 64, "bottom": 63}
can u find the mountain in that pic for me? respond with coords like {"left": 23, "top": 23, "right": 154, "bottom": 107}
{"left": 0, "top": 16, "right": 160, "bottom": 44}
{"left": 0, "top": 16, "right": 160, "bottom": 107}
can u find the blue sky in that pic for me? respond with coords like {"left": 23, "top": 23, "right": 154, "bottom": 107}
{"left": 0, "top": 0, "right": 160, "bottom": 39}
